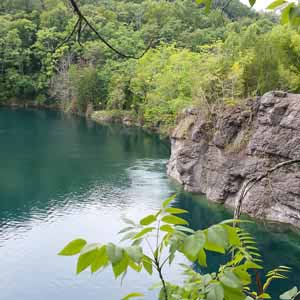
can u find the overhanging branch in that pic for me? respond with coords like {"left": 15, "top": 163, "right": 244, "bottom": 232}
{"left": 234, "top": 159, "right": 300, "bottom": 220}
{"left": 56, "top": 0, "right": 154, "bottom": 59}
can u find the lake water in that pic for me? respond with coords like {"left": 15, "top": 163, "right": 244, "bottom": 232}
{"left": 0, "top": 108, "right": 299, "bottom": 300}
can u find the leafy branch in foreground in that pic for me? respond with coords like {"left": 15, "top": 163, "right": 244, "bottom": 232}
{"left": 59, "top": 195, "right": 298, "bottom": 300}
{"left": 201, "top": 0, "right": 300, "bottom": 26}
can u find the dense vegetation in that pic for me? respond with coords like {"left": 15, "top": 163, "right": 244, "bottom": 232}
{"left": 1, "top": 0, "right": 300, "bottom": 133}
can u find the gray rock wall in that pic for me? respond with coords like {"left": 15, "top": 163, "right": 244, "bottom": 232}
{"left": 167, "top": 92, "right": 300, "bottom": 227}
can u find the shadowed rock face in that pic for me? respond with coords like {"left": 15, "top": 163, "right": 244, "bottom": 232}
{"left": 167, "top": 91, "right": 300, "bottom": 227}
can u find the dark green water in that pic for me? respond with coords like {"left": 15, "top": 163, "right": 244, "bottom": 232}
{"left": 0, "top": 108, "right": 299, "bottom": 300}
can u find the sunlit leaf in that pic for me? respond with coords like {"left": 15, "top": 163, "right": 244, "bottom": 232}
{"left": 160, "top": 224, "right": 174, "bottom": 233}
{"left": 267, "top": 0, "right": 286, "bottom": 10}
{"left": 91, "top": 246, "right": 109, "bottom": 273}
{"left": 112, "top": 253, "right": 129, "bottom": 278}
{"left": 280, "top": 287, "right": 298, "bottom": 300}
{"left": 162, "top": 194, "right": 176, "bottom": 208}
{"left": 162, "top": 215, "right": 188, "bottom": 225}
{"left": 126, "top": 246, "right": 143, "bottom": 264}
{"left": 142, "top": 255, "right": 153, "bottom": 275}
{"left": 220, "top": 270, "right": 242, "bottom": 289}
{"left": 122, "top": 292, "right": 144, "bottom": 300}
{"left": 207, "top": 283, "right": 224, "bottom": 300}
{"left": 140, "top": 214, "right": 157, "bottom": 226}
{"left": 58, "top": 239, "right": 87, "bottom": 256}
{"left": 133, "top": 227, "right": 155, "bottom": 239}
{"left": 106, "top": 243, "right": 124, "bottom": 264}
{"left": 77, "top": 249, "right": 98, "bottom": 274}
{"left": 183, "top": 231, "right": 206, "bottom": 261}
{"left": 198, "top": 248, "right": 207, "bottom": 267}
{"left": 165, "top": 207, "right": 188, "bottom": 215}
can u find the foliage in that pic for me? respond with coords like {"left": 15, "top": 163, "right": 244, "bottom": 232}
{"left": 2, "top": 0, "right": 300, "bottom": 132}
{"left": 59, "top": 196, "right": 298, "bottom": 300}
{"left": 69, "top": 64, "right": 102, "bottom": 112}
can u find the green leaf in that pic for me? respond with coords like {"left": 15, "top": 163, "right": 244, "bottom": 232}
{"left": 133, "top": 227, "right": 155, "bottom": 239}
{"left": 289, "top": 6, "right": 300, "bottom": 26}
{"left": 142, "top": 255, "right": 153, "bottom": 275}
{"left": 121, "top": 231, "right": 138, "bottom": 242}
{"left": 126, "top": 246, "right": 143, "bottom": 264}
{"left": 131, "top": 239, "right": 143, "bottom": 246}
{"left": 160, "top": 224, "right": 174, "bottom": 233}
{"left": 77, "top": 249, "right": 98, "bottom": 274}
{"left": 122, "top": 292, "right": 144, "bottom": 300}
{"left": 175, "top": 226, "right": 195, "bottom": 234}
{"left": 112, "top": 253, "right": 129, "bottom": 278}
{"left": 183, "top": 231, "right": 206, "bottom": 261}
{"left": 204, "top": 225, "right": 228, "bottom": 254}
{"left": 223, "top": 284, "right": 246, "bottom": 300}
{"left": 207, "top": 283, "right": 224, "bottom": 300}
{"left": 280, "top": 287, "right": 298, "bottom": 300}
{"left": 281, "top": 3, "right": 294, "bottom": 24}
{"left": 223, "top": 225, "right": 241, "bottom": 247}
{"left": 58, "top": 239, "right": 87, "bottom": 256}
{"left": 220, "top": 270, "right": 242, "bottom": 289}
{"left": 220, "top": 219, "right": 252, "bottom": 225}
{"left": 128, "top": 260, "right": 142, "bottom": 272}
{"left": 122, "top": 216, "right": 136, "bottom": 226}
{"left": 162, "top": 194, "right": 176, "bottom": 208}
{"left": 198, "top": 248, "right": 207, "bottom": 267}
{"left": 165, "top": 207, "right": 188, "bottom": 214}
{"left": 249, "top": 0, "right": 256, "bottom": 7}
{"left": 140, "top": 214, "right": 157, "bottom": 226}
{"left": 118, "top": 227, "right": 135, "bottom": 234}
{"left": 267, "top": 0, "right": 286, "bottom": 10}
{"left": 244, "top": 260, "right": 263, "bottom": 270}
{"left": 80, "top": 243, "right": 100, "bottom": 255}
{"left": 233, "top": 268, "right": 251, "bottom": 285}
{"left": 162, "top": 215, "right": 188, "bottom": 225}
{"left": 106, "top": 243, "right": 124, "bottom": 264}
{"left": 91, "top": 246, "right": 109, "bottom": 273}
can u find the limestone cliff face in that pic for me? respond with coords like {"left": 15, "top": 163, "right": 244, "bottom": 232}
{"left": 167, "top": 92, "right": 300, "bottom": 227}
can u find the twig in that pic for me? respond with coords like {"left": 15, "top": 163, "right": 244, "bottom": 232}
{"left": 221, "top": 0, "right": 233, "bottom": 14}
{"left": 55, "top": 0, "right": 154, "bottom": 59}
{"left": 234, "top": 159, "right": 300, "bottom": 220}
{"left": 54, "top": 18, "right": 80, "bottom": 52}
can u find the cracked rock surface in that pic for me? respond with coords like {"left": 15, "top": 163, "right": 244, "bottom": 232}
{"left": 167, "top": 92, "right": 300, "bottom": 227}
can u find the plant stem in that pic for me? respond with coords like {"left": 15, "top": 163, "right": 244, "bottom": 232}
{"left": 255, "top": 271, "right": 263, "bottom": 296}
{"left": 155, "top": 257, "right": 168, "bottom": 300}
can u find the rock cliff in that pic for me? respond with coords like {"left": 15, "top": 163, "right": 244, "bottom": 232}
{"left": 167, "top": 92, "right": 300, "bottom": 227}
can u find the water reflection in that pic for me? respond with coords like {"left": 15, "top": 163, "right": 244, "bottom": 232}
{"left": 0, "top": 108, "right": 299, "bottom": 300}
{"left": 172, "top": 192, "right": 300, "bottom": 297}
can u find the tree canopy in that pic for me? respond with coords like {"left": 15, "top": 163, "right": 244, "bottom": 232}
{"left": 1, "top": 0, "right": 300, "bottom": 134}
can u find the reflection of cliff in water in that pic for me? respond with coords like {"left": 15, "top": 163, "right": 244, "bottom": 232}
{"left": 173, "top": 192, "right": 300, "bottom": 297}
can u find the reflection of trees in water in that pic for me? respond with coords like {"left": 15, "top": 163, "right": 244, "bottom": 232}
{"left": 0, "top": 109, "right": 169, "bottom": 227}
{"left": 173, "top": 192, "right": 300, "bottom": 297}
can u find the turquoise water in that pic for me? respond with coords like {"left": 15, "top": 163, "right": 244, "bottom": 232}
{"left": 0, "top": 108, "right": 299, "bottom": 300}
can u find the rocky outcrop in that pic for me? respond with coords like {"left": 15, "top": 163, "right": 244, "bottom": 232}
{"left": 167, "top": 92, "right": 300, "bottom": 227}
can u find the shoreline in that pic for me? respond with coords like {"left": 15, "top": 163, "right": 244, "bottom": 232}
{"left": 4, "top": 99, "right": 300, "bottom": 229}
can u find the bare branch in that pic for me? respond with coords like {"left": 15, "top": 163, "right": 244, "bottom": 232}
{"left": 54, "top": 18, "right": 80, "bottom": 52}
{"left": 221, "top": 0, "right": 234, "bottom": 14}
{"left": 55, "top": 0, "right": 154, "bottom": 59}
{"left": 234, "top": 159, "right": 300, "bottom": 220}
